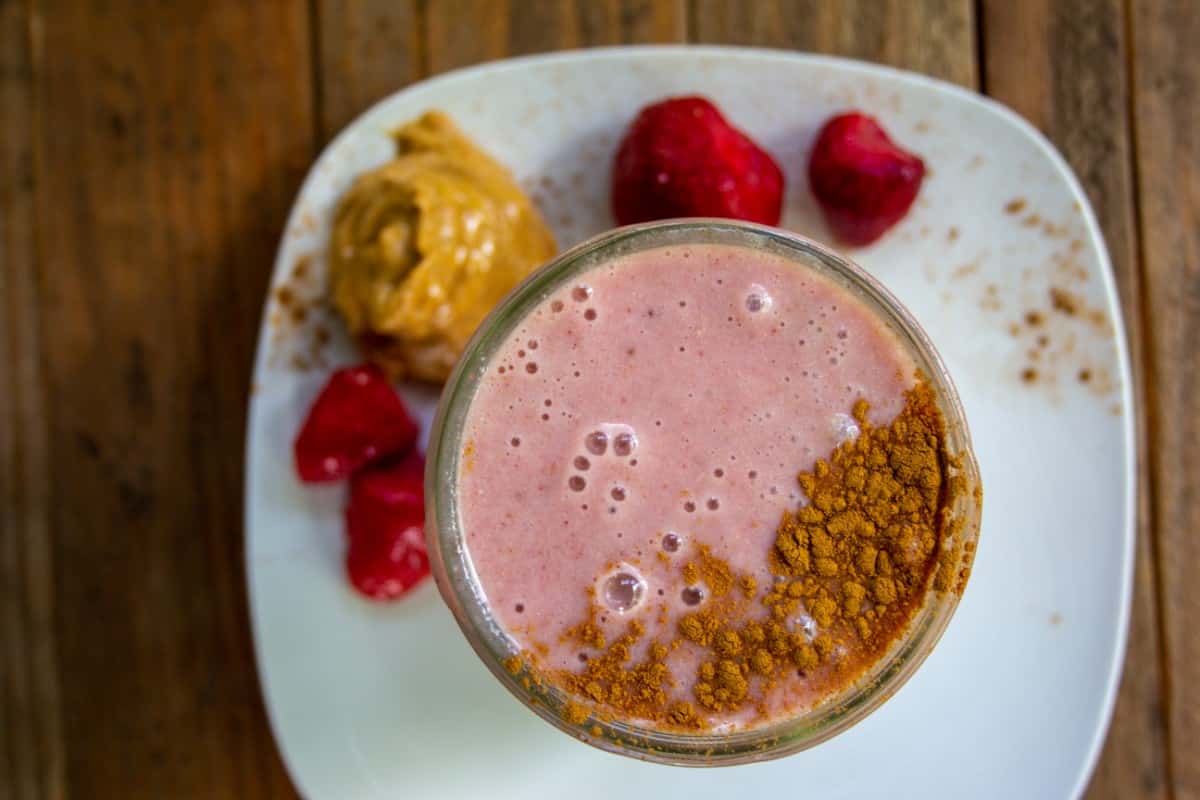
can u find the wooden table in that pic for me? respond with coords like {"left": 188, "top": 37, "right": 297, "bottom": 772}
{"left": 2, "top": 1, "right": 1194, "bottom": 797}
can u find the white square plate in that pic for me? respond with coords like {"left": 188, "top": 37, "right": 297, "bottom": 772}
{"left": 246, "top": 47, "right": 1135, "bottom": 799}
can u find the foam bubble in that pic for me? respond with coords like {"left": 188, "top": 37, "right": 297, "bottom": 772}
{"left": 795, "top": 611, "right": 817, "bottom": 640}
{"left": 601, "top": 567, "right": 646, "bottom": 613}
{"left": 745, "top": 284, "right": 773, "bottom": 313}
{"left": 831, "top": 413, "right": 861, "bottom": 444}
{"left": 586, "top": 430, "right": 608, "bottom": 455}
{"left": 613, "top": 431, "right": 637, "bottom": 457}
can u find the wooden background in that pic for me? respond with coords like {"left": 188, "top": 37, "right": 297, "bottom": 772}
{"left": 1, "top": 0, "right": 1195, "bottom": 797}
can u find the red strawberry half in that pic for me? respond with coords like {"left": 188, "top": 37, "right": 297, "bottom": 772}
{"left": 612, "top": 96, "right": 784, "bottom": 226}
{"left": 808, "top": 112, "right": 926, "bottom": 246}
{"left": 345, "top": 451, "right": 429, "bottom": 600}
{"left": 293, "top": 363, "right": 418, "bottom": 483}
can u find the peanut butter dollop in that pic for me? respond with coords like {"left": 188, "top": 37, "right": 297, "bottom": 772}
{"left": 330, "top": 111, "right": 556, "bottom": 382}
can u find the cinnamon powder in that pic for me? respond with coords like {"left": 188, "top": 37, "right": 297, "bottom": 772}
{"left": 525, "top": 381, "right": 967, "bottom": 730}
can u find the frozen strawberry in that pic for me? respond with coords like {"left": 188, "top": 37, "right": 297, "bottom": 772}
{"left": 293, "top": 363, "right": 418, "bottom": 483}
{"left": 808, "top": 112, "right": 925, "bottom": 246}
{"left": 345, "top": 451, "right": 429, "bottom": 600}
{"left": 612, "top": 96, "right": 784, "bottom": 226}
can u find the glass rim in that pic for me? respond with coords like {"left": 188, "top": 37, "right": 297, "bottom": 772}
{"left": 425, "top": 219, "right": 982, "bottom": 766}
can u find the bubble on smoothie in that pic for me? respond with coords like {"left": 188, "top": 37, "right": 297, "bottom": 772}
{"left": 572, "top": 285, "right": 592, "bottom": 302}
{"left": 551, "top": 300, "right": 564, "bottom": 313}
{"left": 568, "top": 475, "right": 586, "bottom": 492}
{"left": 586, "top": 430, "right": 608, "bottom": 455}
{"left": 584, "top": 308, "right": 598, "bottom": 321}
{"left": 706, "top": 497, "right": 720, "bottom": 510}
{"left": 611, "top": 486, "right": 627, "bottom": 501}
{"left": 745, "top": 284, "right": 772, "bottom": 313}
{"left": 574, "top": 455, "right": 590, "bottom": 471}
{"left": 831, "top": 412, "right": 861, "bottom": 444}
{"left": 525, "top": 362, "right": 539, "bottom": 374}
{"left": 795, "top": 611, "right": 817, "bottom": 641}
{"left": 681, "top": 586, "right": 704, "bottom": 606}
{"left": 613, "top": 431, "right": 637, "bottom": 457}
{"left": 683, "top": 500, "right": 696, "bottom": 513}
{"left": 662, "top": 532, "right": 681, "bottom": 552}
{"left": 600, "top": 567, "right": 646, "bottom": 613}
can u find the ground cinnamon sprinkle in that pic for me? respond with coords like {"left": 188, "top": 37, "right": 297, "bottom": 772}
{"left": 532, "top": 380, "right": 966, "bottom": 731}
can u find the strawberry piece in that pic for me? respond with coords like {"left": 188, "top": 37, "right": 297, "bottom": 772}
{"left": 293, "top": 364, "right": 418, "bottom": 483}
{"left": 345, "top": 451, "right": 429, "bottom": 600}
{"left": 808, "top": 112, "right": 926, "bottom": 246}
{"left": 612, "top": 96, "right": 784, "bottom": 226}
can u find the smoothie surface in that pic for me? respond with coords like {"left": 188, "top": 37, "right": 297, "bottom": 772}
{"left": 458, "top": 242, "right": 922, "bottom": 726}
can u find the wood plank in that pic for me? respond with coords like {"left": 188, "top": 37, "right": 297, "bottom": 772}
{"left": 425, "top": 0, "right": 686, "bottom": 74}
{"left": 1, "top": 1, "right": 64, "bottom": 798}
{"left": 688, "top": 0, "right": 977, "bottom": 88}
{"left": 982, "top": 2, "right": 1167, "bottom": 798}
{"left": 314, "top": 0, "right": 424, "bottom": 142}
{"left": 1130, "top": 1, "right": 1200, "bottom": 797}
{"left": 317, "top": 1, "right": 686, "bottom": 140}
{"left": 30, "top": 1, "right": 313, "bottom": 795}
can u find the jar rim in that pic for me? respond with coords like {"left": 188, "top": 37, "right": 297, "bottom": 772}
{"left": 425, "top": 219, "right": 982, "bottom": 766}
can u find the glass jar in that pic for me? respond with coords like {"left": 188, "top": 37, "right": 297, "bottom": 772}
{"left": 425, "top": 220, "right": 982, "bottom": 765}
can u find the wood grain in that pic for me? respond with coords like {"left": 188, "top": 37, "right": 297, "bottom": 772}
{"left": 314, "top": 0, "right": 424, "bottom": 143}
{"left": 1, "top": 1, "right": 1192, "bottom": 797}
{"left": 982, "top": 4, "right": 1169, "bottom": 799}
{"left": 1, "top": 1, "right": 63, "bottom": 797}
{"left": 425, "top": 0, "right": 686, "bottom": 74}
{"left": 688, "top": 0, "right": 977, "bottom": 88}
{"left": 19, "top": 1, "right": 313, "bottom": 796}
{"left": 315, "top": 0, "right": 686, "bottom": 140}
{"left": 1131, "top": 0, "right": 1200, "bottom": 797}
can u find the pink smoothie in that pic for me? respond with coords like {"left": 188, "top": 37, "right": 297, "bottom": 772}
{"left": 457, "top": 242, "right": 917, "bottom": 726}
